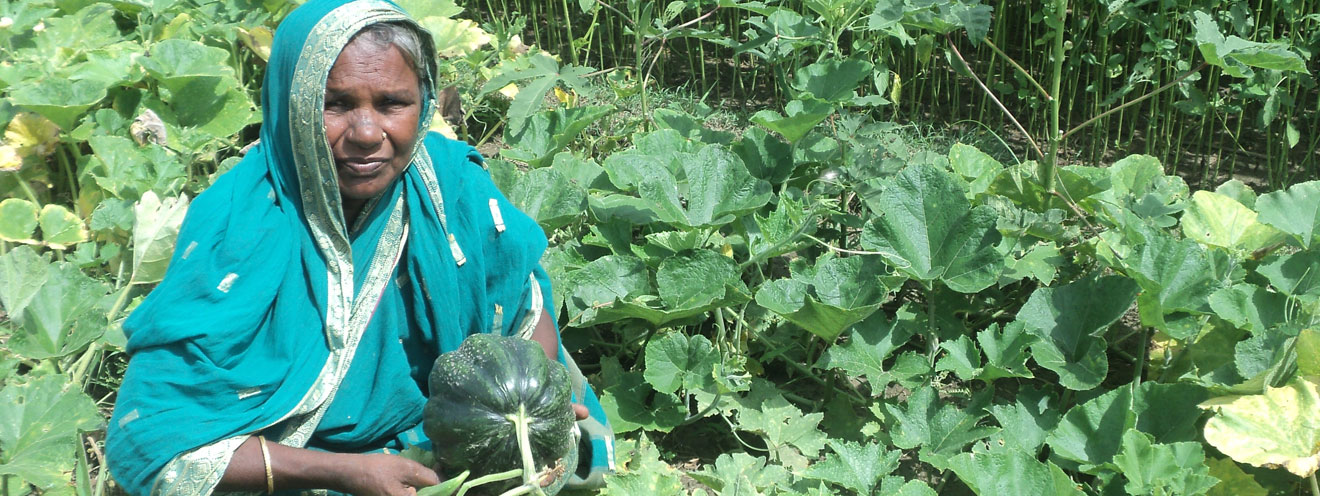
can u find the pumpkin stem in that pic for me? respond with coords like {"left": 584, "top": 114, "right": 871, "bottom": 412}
{"left": 510, "top": 403, "right": 544, "bottom": 494}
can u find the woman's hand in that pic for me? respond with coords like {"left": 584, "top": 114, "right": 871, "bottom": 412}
{"left": 335, "top": 453, "right": 441, "bottom": 496}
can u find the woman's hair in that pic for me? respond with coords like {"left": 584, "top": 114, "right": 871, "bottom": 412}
{"left": 348, "top": 22, "right": 427, "bottom": 82}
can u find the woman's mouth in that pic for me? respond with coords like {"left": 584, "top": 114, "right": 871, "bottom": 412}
{"left": 339, "top": 158, "right": 388, "bottom": 177}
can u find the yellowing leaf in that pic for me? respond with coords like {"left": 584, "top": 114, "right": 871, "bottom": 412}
{"left": 5, "top": 112, "right": 61, "bottom": 158}
{"left": 0, "top": 144, "right": 21, "bottom": 171}
{"left": 1201, "top": 376, "right": 1320, "bottom": 478}
{"left": 1180, "top": 190, "right": 1285, "bottom": 253}
{"left": 131, "top": 191, "right": 190, "bottom": 285}
{"left": 429, "top": 114, "right": 458, "bottom": 140}
{"left": 420, "top": 17, "right": 491, "bottom": 58}
{"left": 237, "top": 25, "right": 273, "bottom": 61}
{"left": 498, "top": 83, "right": 519, "bottom": 100}
{"left": 37, "top": 204, "right": 86, "bottom": 249}
{"left": 0, "top": 198, "right": 39, "bottom": 243}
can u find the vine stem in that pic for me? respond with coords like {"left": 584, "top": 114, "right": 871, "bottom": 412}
{"left": 944, "top": 35, "right": 1044, "bottom": 160}
{"left": 981, "top": 38, "right": 1050, "bottom": 101}
{"left": 1309, "top": 472, "right": 1319, "bottom": 496}
{"left": 14, "top": 174, "right": 40, "bottom": 204}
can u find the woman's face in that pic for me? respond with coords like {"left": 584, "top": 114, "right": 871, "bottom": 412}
{"left": 324, "top": 37, "right": 421, "bottom": 208}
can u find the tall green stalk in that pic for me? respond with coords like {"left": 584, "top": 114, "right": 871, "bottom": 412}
{"left": 1042, "top": 0, "right": 1067, "bottom": 193}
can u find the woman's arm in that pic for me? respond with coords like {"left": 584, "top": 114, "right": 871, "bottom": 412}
{"left": 529, "top": 309, "right": 590, "bottom": 421}
{"left": 216, "top": 436, "right": 439, "bottom": 496}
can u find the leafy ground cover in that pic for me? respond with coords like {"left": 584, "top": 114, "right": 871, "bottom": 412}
{"left": 1, "top": 0, "right": 1319, "bottom": 495}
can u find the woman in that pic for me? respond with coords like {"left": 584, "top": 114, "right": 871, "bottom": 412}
{"left": 105, "top": 1, "right": 612, "bottom": 494}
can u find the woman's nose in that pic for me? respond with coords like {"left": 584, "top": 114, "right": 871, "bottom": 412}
{"left": 345, "top": 111, "right": 384, "bottom": 148}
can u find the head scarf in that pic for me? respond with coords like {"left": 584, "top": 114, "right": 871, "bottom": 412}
{"left": 105, "top": 1, "right": 612, "bottom": 493}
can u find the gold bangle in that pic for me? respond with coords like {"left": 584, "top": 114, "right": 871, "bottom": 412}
{"left": 257, "top": 435, "right": 275, "bottom": 495}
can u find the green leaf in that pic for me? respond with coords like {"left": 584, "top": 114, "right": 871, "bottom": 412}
{"left": 7, "top": 78, "right": 109, "bottom": 130}
{"left": 1017, "top": 275, "right": 1138, "bottom": 390}
{"left": 735, "top": 386, "right": 827, "bottom": 469}
{"left": 948, "top": 143, "right": 1002, "bottom": 198}
{"left": 139, "top": 39, "right": 236, "bottom": 93}
{"left": 480, "top": 54, "right": 594, "bottom": 129}
{"left": 0, "top": 246, "right": 50, "bottom": 322}
{"left": 501, "top": 106, "right": 614, "bottom": 168}
{"left": 651, "top": 108, "right": 736, "bottom": 145}
{"left": 885, "top": 386, "right": 997, "bottom": 456}
{"left": 599, "top": 435, "right": 685, "bottom": 495}
{"left": 599, "top": 372, "right": 687, "bottom": 434}
{"left": 87, "top": 136, "right": 187, "bottom": 201}
{"left": 755, "top": 254, "right": 890, "bottom": 340}
{"left": 37, "top": 204, "right": 86, "bottom": 249}
{"left": 1192, "top": 11, "right": 1310, "bottom": 77}
{"left": 9, "top": 262, "right": 110, "bottom": 360}
{"left": 1256, "top": 250, "right": 1320, "bottom": 297}
{"left": 0, "top": 373, "right": 104, "bottom": 492}
{"left": 560, "top": 255, "right": 651, "bottom": 327}
{"left": 732, "top": 127, "right": 795, "bottom": 185}
{"left": 1047, "top": 382, "right": 1211, "bottom": 470}
{"left": 497, "top": 164, "right": 587, "bottom": 231}
{"left": 946, "top": 447, "right": 1083, "bottom": 496}
{"left": 0, "top": 198, "right": 39, "bottom": 243}
{"left": 655, "top": 249, "right": 744, "bottom": 311}
{"left": 1112, "top": 429, "right": 1219, "bottom": 496}
{"left": 815, "top": 304, "right": 921, "bottom": 384}
{"left": 860, "top": 162, "right": 1003, "bottom": 292}
{"left": 1099, "top": 155, "right": 1188, "bottom": 227}
{"left": 792, "top": 58, "right": 873, "bottom": 102}
{"left": 988, "top": 385, "right": 1060, "bottom": 453}
{"left": 1124, "top": 229, "right": 1223, "bottom": 336}
{"left": 689, "top": 452, "right": 790, "bottom": 495}
{"left": 130, "top": 191, "right": 189, "bottom": 285}
{"left": 89, "top": 198, "right": 135, "bottom": 233}
{"left": 643, "top": 332, "right": 718, "bottom": 395}
{"left": 1208, "top": 284, "right": 1289, "bottom": 333}
{"left": 1180, "top": 190, "right": 1286, "bottom": 254}
{"left": 1201, "top": 376, "right": 1320, "bottom": 478}
{"left": 1256, "top": 181, "right": 1320, "bottom": 249}
{"left": 978, "top": 321, "right": 1037, "bottom": 381}
{"left": 750, "top": 98, "right": 833, "bottom": 143}
{"left": 802, "top": 440, "right": 900, "bottom": 494}
{"left": 1205, "top": 457, "right": 1268, "bottom": 496}
{"left": 936, "top": 334, "right": 982, "bottom": 382}
{"left": 1298, "top": 330, "right": 1320, "bottom": 377}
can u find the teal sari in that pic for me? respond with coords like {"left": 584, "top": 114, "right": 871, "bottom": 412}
{"left": 105, "top": 1, "right": 613, "bottom": 494}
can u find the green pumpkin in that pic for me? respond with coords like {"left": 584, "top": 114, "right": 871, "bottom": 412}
{"left": 424, "top": 333, "right": 576, "bottom": 493}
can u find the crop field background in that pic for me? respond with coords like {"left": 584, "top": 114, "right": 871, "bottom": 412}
{"left": 1, "top": 0, "right": 1319, "bottom": 494}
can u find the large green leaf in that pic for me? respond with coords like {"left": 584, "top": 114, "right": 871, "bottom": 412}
{"left": 1047, "top": 382, "right": 1211, "bottom": 470}
{"left": 1180, "top": 190, "right": 1285, "bottom": 254}
{"left": 948, "top": 143, "right": 1002, "bottom": 198}
{"left": 36, "top": 204, "right": 86, "bottom": 249}
{"left": 643, "top": 332, "right": 718, "bottom": 395}
{"left": 689, "top": 453, "right": 790, "bottom": 495}
{"left": 501, "top": 106, "right": 614, "bottom": 168}
{"left": 1201, "top": 376, "right": 1320, "bottom": 477}
{"left": 598, "top": 436, "right": 685, "bottom": 495}
{"left": 139, "top": 39, "right": 236, "bottom": 94}
{"left": 792, "top": 58, "right": 874, "bottom": 103}
{"left": 732, "top": 127, "right": 795, "bottom": 185}
{"left": 1016, "top": 275, "right": 1138, "bottom": 390}
{"left": 988, "top": 385, "right": 1059, "bottom": 453}
{"left": 130, "top": 191, "right": 189, "bottom": 285}
{"left": 0, "top": 246, "right": 49, "bottom": 321}
{"left": 1208, "top": 284, "right": 1289, "bottom": 333}
{"left": 605, "top": 133, "right": 772, "bottom": 228}
{"left": 860, "top": 162, "right": 1003, "bottom": 292}
{"left": 946, "top": 447, "right": 1083, "bottom": 496}
{"left": 1192, "top": 11, "right": 1310, "bottom": 77}
{"left": 1255, "top": 181, "right": 1320, "bottom": 249}
{"left": 599, "top": 372, "right": 687, "bottom": 434}
{"left": 1112, "top": 429, "right": 1219, "bottom": 496}
{"left": 802, "top": 440, "right": 900, "bottom": 495}
{"left": 479, "top": 53, "right": 594, "bottom": 130}
{"left": 7, "top": 78, "right": 108, "bottom": 131}
{"left": 495, "top": 163, "right": 587, "bottom": 231}
{"left": 1205, "top": 457, "right": 1268, "bottom": 496}
{"left": 655, "top": 249, "right": 744, "bottom": 311}
{"left": 1256, "top": 250, "right": 1320, "bottom": 298}
{"left": 1098, "top": 155, "right": 1188, "bottom": 227}
{"left": 0, "top": 198, "right": 39, "bottom": 243}
{"left": 755, "top": 254, "right": 891, "bottom": 340}
{"left": 885, "top": 386, "right": 997, "bottom": 456}
{"left": 86, "top": 136, "right": 187, "bottom": 201}
{"left": 560, "top": 255, "right": 651, "bottom": 326}
{"left": 10, "top": 262, "right": 110, "bottom": 360}
{"left": 750, "top": 98, "right": 833, "bottom": 143}
{"left": 735, "top": 385, "right": 827, "bottom": 469}
{"left": 0, "top": 374, "right": 104, "bottom": 492}
{"left": 1124, "top": 228, "right": 1223, "bottom": 336}
{"left": 815, "top": 304, "right": 921, "bottom": 384}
